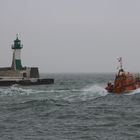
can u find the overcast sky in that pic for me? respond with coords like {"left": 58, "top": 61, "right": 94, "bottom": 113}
{"left": 0, "top": 0, "right": 140, "bottom": 73}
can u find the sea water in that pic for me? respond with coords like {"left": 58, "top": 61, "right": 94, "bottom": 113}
{"left": 0, "top": 73, "right": 140, "bottom": 140}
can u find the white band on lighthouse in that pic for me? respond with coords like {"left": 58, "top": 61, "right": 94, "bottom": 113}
{"left": 14, "top": 49, "right": 21, "bottom": 59}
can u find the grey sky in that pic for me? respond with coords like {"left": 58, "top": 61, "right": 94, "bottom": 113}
{"left": 0, "top": 0, "right": 140, "bottom": 73}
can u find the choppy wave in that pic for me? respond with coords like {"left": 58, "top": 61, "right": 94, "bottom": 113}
{"left": 1, "top": 74, "right": 140, "bottom": 140}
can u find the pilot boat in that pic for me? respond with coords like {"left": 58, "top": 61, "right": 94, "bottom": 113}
{"left": 105, "top": 58, "right": 140, "bottom": 94}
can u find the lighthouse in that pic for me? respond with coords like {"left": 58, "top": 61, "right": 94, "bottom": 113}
{"left": 11, "top": 35, "right": 23, "bottom": 70}
{"left": 0, "top": 35, "right": 54, "bottom": 85}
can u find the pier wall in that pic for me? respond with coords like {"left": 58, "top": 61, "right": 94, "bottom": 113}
{"left": 0, "top": 67, "right": 39, "bottom": 78}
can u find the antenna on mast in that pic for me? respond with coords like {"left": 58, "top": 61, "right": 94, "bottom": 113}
{"left": 117, "top": 57, "right": 123, "bottom": 70}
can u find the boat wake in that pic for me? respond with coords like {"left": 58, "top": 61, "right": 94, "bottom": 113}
{"left": 0, "top": 84, "right": 108, "bottom": 102}
{"left": 78, "top": 85, "right": 108, "bottom": 100}
{"left": 63, "top": 85, "right": 108, "bottom": 102}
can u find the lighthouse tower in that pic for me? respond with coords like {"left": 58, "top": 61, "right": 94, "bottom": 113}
{"left": 11, "top": 35, "right": 23, "bottom": 70}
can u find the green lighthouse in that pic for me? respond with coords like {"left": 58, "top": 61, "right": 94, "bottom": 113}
{"left": 11, "top": 35, "right": 23, "bottom": 70}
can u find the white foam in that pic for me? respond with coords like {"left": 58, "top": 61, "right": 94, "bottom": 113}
{"left": 0, "top": 85, "right": 46, "bottom": 96}
{"left": 125, "top": 88, "right": 140, "bottom": 95}
{"left": 63, "top": 85, "right": 108, "bottom": 102}
{"left": 80, "top": 85, "right": 108, "bottom": 100}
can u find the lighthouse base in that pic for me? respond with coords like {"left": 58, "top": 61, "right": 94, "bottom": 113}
{"left": 0, "top": 78, "right": 54, "bottom": 86}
